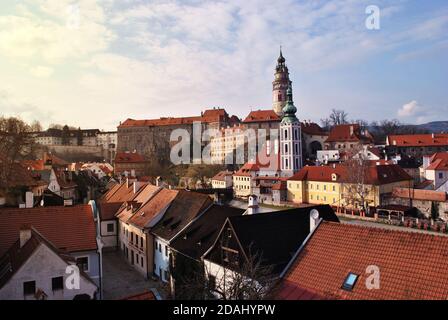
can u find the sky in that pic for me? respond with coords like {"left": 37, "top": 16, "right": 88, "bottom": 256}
{"left": 0, "top": 0, "right": 447, "bottom": 131}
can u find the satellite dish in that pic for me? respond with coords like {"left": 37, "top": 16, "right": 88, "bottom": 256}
{"left": 310, "top": 209, "right": 319, "bottom": 220}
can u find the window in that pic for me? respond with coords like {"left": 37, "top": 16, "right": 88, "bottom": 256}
{"left": 52, "top": 276, "right": 64, "bottom": 291}
{"left": 141, "top": 257, "right": 144, "bottom": 267}
{"left": 107, "top": 223, "right": 114, "bottom": 233}
{"left": 159, "top": 243, "right": 162, "bottom": 253}
{"left": 165, "top": 246, "right": 169, "bottom": 257}
{"left": 140, "top": 236, "right": 144, "bottom": 248}
{"left": 284, "top": 129, "right": 288, "bottom": 139}
{"left": 23, "top": 281, "right": 36, "bottom": 296}
{"left": 342, "top": 273, "right": 359, "bottom": 291}
{"left": 439, "top": 172, "right": 444, "bottom": 179}
{"left": 76, "top": 257, "right": 89, "bottom": 272}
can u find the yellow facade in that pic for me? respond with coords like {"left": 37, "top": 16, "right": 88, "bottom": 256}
{"left": 233, "top": 175, "right": 252, "bottom": 198}
{"left": 287, "top": 179, "right": 412, "bottom": 209}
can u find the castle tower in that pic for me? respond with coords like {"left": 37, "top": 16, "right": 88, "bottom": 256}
{"left": 272, "top": 48, "right": 292, "bottom": 116}
{"left": 280, "top": 84, "right": 302, "bottom": 177}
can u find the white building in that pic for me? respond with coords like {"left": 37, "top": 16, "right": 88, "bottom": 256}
{"left": 0, "top": 228, "right": 98, "bottom": 300}
{"left": 211, "top": 171, "right": 234, "bottom": 189}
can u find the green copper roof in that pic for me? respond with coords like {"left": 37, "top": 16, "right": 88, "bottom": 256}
{"left": 281, "top": 85, "right": 298, "bottom": 124}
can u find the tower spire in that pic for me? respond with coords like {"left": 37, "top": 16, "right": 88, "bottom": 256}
{"left": 272, "top": 48, "right": 291, "bottom": 116}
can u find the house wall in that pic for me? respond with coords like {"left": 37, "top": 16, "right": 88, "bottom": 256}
{"left": 0, "top": 244, "right": 97, "bottom": 300}
{"left": 118, "top": 221, "right": 148, "bottom": 278}
{"left": 100, "top": 220, "right": 117, "bottom": 248}
{"left": 154, "top": 237, "right": 170, "bottom": 282}
{"left": 287, "top": 179, "right": 413, "bottom": 208}
{"left": 233, "top": 175, "right": 253, "bottom": 198}
{"left": 203, "top": 259, "right": 238, "bottom": 299}
{"left": 70, "top": 250, "right": 100, "bottom": 287}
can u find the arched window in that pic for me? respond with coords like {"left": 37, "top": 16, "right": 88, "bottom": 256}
{"left": 284, "top": 129, "right": 288, "bottom": 139}
{"left": 285, "top": 158, "right": 289, "bottom": 169}
{"left": 285, "top": 144, "right": 288, "bottom": 154}
{"left": 278, "top": 94, "right": 282, "bottom": 101}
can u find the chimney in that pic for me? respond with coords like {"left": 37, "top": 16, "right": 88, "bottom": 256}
{"left": 309, "top": 209, "right": 320, "bottom": 232}
{"left": 247, "top": 195, "right": 259, "bottom": 215}
{"left": 156, "top": 176, "right": 163, "bottom": 187}
{"left": 432, "top": 133, "right": 435, "bottom": 139}
{"left": 20, "top": 226, "right": 32, "bottom": 248}
{"left": 25, "top": 192, "right": 34, "bottom": 208}
{"left": 349, "top": 125, "right": 354, "bottom": 136}
{"left": 133, "top": 181, "right": 144, "bottom": 194}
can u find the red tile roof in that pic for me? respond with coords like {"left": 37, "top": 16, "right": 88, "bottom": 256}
{"left": 212, "top": 170, "right": 233, "bottom": 181}
{"left": 301, "top": 122, "right": 328, "bottom": 136}
{"left": 278, "top": 221, "right": 448, "bottom": 300}
{"left": 98, "top": 202, "right": 124, "bottom": 220}
{"left": 425, "top": 152, "right": 448, "bottom": 171}
{"left": 243, "top": 110, "right": 280, "bottom": 123}
{"left": 387, "top": 134, "right": 448, "bottom": 147}
{"left": 114, "top": 152, "right": 146, "bottom": 163}
{"left": 288, "top": 163, "right": 412, "bottom": 185}
{"left": 21, "top": 159, "right": 45, "bottom": 171}
{"left": 0, "top": 205, "right": 97, "bottom": 256}
{"left": 326, "top": 124, "right": 373, "bottom": 143}
{"left": 119, "top": 108, "right": 229, "bottom": 128}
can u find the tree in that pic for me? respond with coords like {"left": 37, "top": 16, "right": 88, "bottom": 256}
{"left": 0, "top": 117, "right": 38, "bottom": 187}
{"left": 431, "top": 201, "right": 439, "bottom": 220}
{"left": 341, "top": 147, "right": 373, "bottom": 213}
{"left": 321, "top": 109, "right": 349, "bottom": 130}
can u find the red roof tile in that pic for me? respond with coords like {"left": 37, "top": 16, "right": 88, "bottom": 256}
{"left": 301, "top": 122, "right": 328, "bottom": 136}
{"left": 425, "top": 152, "right": 448, "bottom": 171}
{"left": 388, "top": 134, "right": 448, "bottom": 147}
{"left": 279, "top": 221, "right": 448, "bottom": 300}
{"left": 98, "top": 202, "right": 124, "bottom": 220}
{"left": 0, "top": 205, "right": 97, "bottom": 256}
{"left": 119, "top": 109, "right": 229, "bottom": 128}
{"left": 243, "top": 110, "right": 280, "bottom": 123}
{"left": 114, "top": 152, "right": 146, "bottom": 163}
{"left": 288, "top": 163, "right": 412, "bottom": 185}
{"left": 212, "top": 170, "right": 233, "bottom": 181}
{"left": 326, "top": 124, "right": 373, "bottom": 143}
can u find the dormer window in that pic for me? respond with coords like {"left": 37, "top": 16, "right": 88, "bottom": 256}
{"left": 331, "top": 173, "right": 337, "bottom": 181}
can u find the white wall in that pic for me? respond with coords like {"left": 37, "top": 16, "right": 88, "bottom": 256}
{"left": 0, "top": 244, "right": 97, "bottom": 300}
{"left": 100, "top": 220, "right": 117, "bottom": 248}
{"left": 154, "top": 237, "right": 170, "bottom": 282}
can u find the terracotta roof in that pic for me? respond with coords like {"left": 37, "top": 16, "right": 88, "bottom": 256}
{"left": 114, "top": 152, "right": 146, "bottom": 163}
{"left": 119, "top": 108, "right": 229, "bottom": 128}
{"left": 0, "top": 205, "right": 97, "bottom": 256}
{"left": 127, "top": 189, "right": 178, "bottom": 229}
{"left": 288, "top": 164, "right": 412, "bottom": 185}
{"left": 0, "top": 161, "right": 45, "bottom": 188}
{"left": 426, "top": 153, "right": 448, "bottom": 171}
{"left": 212, "top": 170, "right": 233, "bottom": 181}
{"left": 233, "top": 162, "right": 260, "bottom": 176}
{"left": 326, "top": 124, "right": 373, "bottom": 143}
{"left": 392, "top": 187, "right": 447, "bottom": 202}
{"left": 272, "top": 180, "right": 287, "bottom": 190}
{"left": 98, "top": 202, "right": 124, "bottom": 221}
{"left": 21, "top": 159, "right": 45, "bottom": 171}
{"left": 278, "top": 221, "right": 448, "bottom": 300}
{"left": 387, "top": 133, "right": 448, "bottom": 147}
{"left": 152, "top": 190, "right": 213, "bottom": 241}
{"left": 301, "top": 122, "right": 328, "bottom": 136}
{"left": 243, "top": 110, "right": 280, "bottom": 123}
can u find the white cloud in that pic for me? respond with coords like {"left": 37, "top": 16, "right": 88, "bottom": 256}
{"left": 398, "top": 100, "right": 420, "bottom": 117}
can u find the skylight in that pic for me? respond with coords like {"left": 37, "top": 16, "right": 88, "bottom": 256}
{"left": 342, "top": 273, "right": 359, "bottom": 291}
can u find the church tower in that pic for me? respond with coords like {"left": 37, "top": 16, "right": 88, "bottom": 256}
{"left": 272, "top": 48, "right": 292, "bottom": 116}
{"left": 280, "top": 84, "right": 302, "bottom": 177}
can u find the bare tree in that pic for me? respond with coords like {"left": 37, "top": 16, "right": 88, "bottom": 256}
{"left": 341, "top": 146, "right": 374, "bottom": 213}
{"left": 321, "top": 109, "right": 349, "bottom": 130}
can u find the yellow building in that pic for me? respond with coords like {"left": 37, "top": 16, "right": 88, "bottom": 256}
{"left": 287, "top": 164, "right": 413, "bottom": 210}
{"left": 232, "top": 163, "right": 259, "bottom": 198}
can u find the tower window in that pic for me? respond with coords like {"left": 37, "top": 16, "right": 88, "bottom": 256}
{"left": 278, "top": 94, "right": 282, "bottom": 101}
{"left": 284, "top": 129, "right": 288, "bottom": 139}
{"left": 295, "top": 129, "right": 298, "bottom": 140}
{"left": 284, "top": 144, "right": 288, "bottom": 154}
{"left": 285, "top": 159, "right": 289, "bottom": 169}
